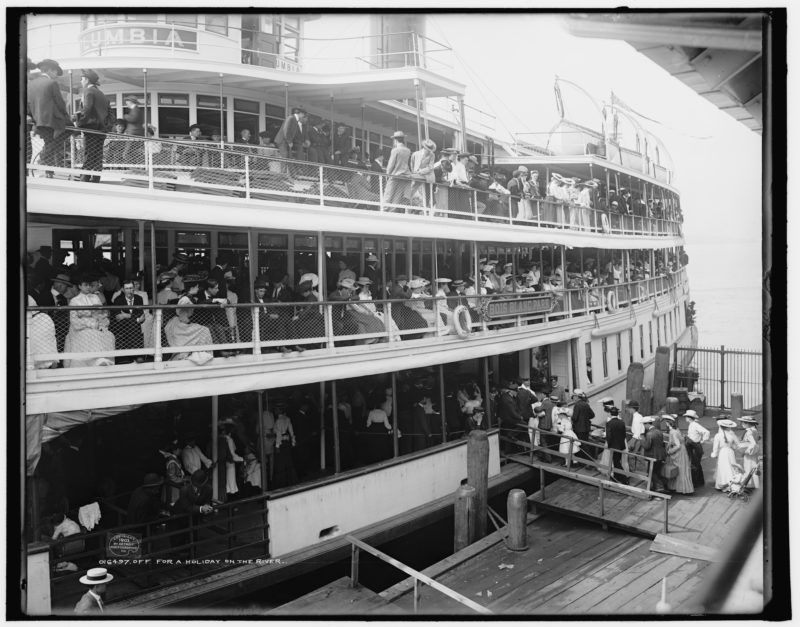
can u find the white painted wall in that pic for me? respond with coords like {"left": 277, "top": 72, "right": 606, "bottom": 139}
{"left": 267, "top": 434, "right": 500, "bottom": 556}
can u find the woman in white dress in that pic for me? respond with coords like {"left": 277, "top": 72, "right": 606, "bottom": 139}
{"left": 738, "top": 416, "right": 760, "bottom": 489}
{"left": 407, "top": 278, "right": 448, "bottom": 337}
{"left": 221, "top": 423, "right": 244, "bottom": 497}
{"left": 348, "top": 278, "right": 388, "bottom": 344}
{"left": 556, "top": 408, "right": 581, "bottom": 461}
{"left": 164, "top": 276, "right": 214, "bottom": 364}
{"left": 710, "top": 418, "right": 742, "bottom": 490}
{"left": 64, "top": 273, "right": 115, "bottom": 367}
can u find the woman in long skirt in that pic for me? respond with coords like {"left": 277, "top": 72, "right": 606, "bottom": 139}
{"left": 662, "top": 415, "right": 693, "bottom": 494}
{"left": 272, "top": 409, "right": 298, "bottom": 489}
{"left": 738, "top": 416, "right": 761, "bottom": 489}
{"left": 710, "top": 418, "right": 742, "bottom": 490}
{"left": 64, "top": 273, "right": 115, "bottom": 367}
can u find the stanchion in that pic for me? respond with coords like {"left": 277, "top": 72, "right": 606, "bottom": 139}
{"left": 506, "top": 489, "right": 528, "bottom": 551}
{"left": 467, "top": 430, "right": 489, "bottom": 540}
{"left": 454, "top": 484, "right": 476, "bottom": 551}
{"left": 731, "top": 393, "right": 744, "bottom": 419}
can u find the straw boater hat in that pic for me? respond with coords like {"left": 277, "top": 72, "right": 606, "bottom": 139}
{"left": 572, "top": 388, "right": 587, "bottom": 399}
{"left": 641, "top": 416, "right": 656, "bottom": 424}
{"left": 356, "top": 277, "right": 372, "bottom": 285}
{"left": 683, "top": 409, "right": 699, "bottom": 419}
{"left": 422, "top": 138, "right": 437, "bottom": 151}
{"left": 366, "top": 253, "right": 379, "bottom": 262}
{"left": 583, "top": 179, "right": 599, "bottom": 189}
{"left": 79, "top": 567, "right": 114, "bottom": 586}
{"left": 408, "top": 278, "right": 426, "bottom": 289}
{"left": 338, "top": 277, "right": 355, "bottom": 289}
{"left": 299, "top": 273, "right": 319, "bottom": 288}
{"left": 551, "top": 173, "right": 566, "bottom": 183}
{"left": 717, "top": 418, "right": 737, "bottom": 429}
{"left": 435, "top": 277, "right": 452, "bottom": 283}
{"left": 391, "top": 130, "right": 405, "bottom": 140}
{"left": 739, "top": 416, "right": 758, "bottom": 424}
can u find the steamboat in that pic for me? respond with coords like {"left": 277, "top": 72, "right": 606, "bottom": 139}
{"left": 21, "top": 12, "right": 696, "bottom": 615}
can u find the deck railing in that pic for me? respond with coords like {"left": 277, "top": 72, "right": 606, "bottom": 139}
{"left": 44, "top": 491, "right": 270, "bottom": 606}
{"left": 26, "top": 272, "right": 684, "bottom": 372}
{"left": 25, "top": 128, "right": 683, "bottom": 238}
{"left": 346, "top": 535, "right": 492, "bottom": 614}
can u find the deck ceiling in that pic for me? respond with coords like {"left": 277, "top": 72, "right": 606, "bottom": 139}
{"left": 563, "top": 13, "right": 764, "bottom": 135}
{"left": 53, "top": 57, "right": 465, "bottom": 106}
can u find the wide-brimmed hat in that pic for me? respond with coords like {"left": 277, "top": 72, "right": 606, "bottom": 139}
{"left": 641, "top": 416, "right": 656, "bottom": 424}
{"left": 173, "top": 252, "right": 190, "bottom": 263}
{"left": 481, "top": 264, "right": 494, "bottom": 272}
{"left": 551, "top": 173, "right": 566, "bottom": 183}
{"left": 338, "top": 277, "right": 355, "bottom": 289}
{"left": 739, "top": 416, "right": 758, "bottom": 424}
{"left": 51, "top": 273, "right": 74, "bottom": 287}
{"left": 451, "top": 279, "right": 465, "bottom": 286}
{"left": 572, "top": 388, "right": 586, "bottom": 398}
{"left": 583, "top": 179, "right": 599, "bottom": 188}
{"left": 514, "top": 165, "right": 529, "bottom": 175}
{"left": 81, "top": 68, "right": 100, "bottom": 84}
{"left": 299, "top": 273, "right": 319, "bottom": 288}
{"left": 441, "top": 147, "right": 459, "bottom": 155}
{"left": 79, "top": 567, "right": 114, "bottom": 586}
{"left": 366, "top": 253, "right": 379, "bottom": 262}
{"left": 391, "top": 130, "right": 405, "bottom": 139}
{"left": 142, "top": 473, "right": 164, "bottom": 488}
{"left": 190, "top": 469, "right": 209, "bottom": 487}
{"left": 717, "top": 419, "right": 737, "bottom": 428}
{"left": 599, "top": 396, "right": 614, "bottom": 405}
{"left": 608, "top": 406, "right": 621, "bottom": 416}
{"left": 254, "top": 279, "right": 269, "bottom": 289}
{"left": 408, "top": 278, "right": 426, "bottom": 289}
{"left": 435, "top": 277, "right": 452, "bottom": 283}
{"left": 356, "top": 276, "right": 372, "bottom": 285}
{"left": 477, "top": 171, "right": 491, "bottom": 180}
{"left": 37, "top": 58, "right": 63, "bottom": 76}
{"left": 683, "top": 409, "right": 699, "bottom": 419}
{"left": 422, "top": 138, "right": 437, "bottom": 151}
{"left": 661, "top": 414, "right": 676, "bottom": 423}
{"left": 629, "top": 400, "right": 640, "bottom": 409}
{"left": 124, "top": 95, "right": 140, "bottom": 105}
{"left": 548, "top": 394, "right": 560, "bottom": 402}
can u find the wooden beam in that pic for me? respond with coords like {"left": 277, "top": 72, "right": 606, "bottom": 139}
{"left": 650, "top": 533, "right": 719, "bottom": 562}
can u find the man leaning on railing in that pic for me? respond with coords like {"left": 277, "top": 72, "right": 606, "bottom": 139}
{"left": 73, "top": 68, "right": 109, "bottom": 183}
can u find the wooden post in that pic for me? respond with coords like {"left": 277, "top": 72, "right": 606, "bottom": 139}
{"left": 731, "top": 393, "right": 744, "bottom": 419}
{"left": 483, "top": 357, "right": 492, "bottom": 428}
{"left": 467, "top": 430, "right": 489, "bottom": 540}
{"left": 257, "top": 391, "right": 267, "bottom": 491}
{"left": 663, "top": 498, "right": 669, "bottom": 533}
{"left": 332, "top": 380, "right": 341, "bottom": 473}
{"left": 211, "top": 395, "right": 219, "bottom": 501}
{"left": 439, "top": 364, "right": 447, "bottom": 443}
{"left": 599, "top": 482, "right": 605, "bottom": 517}
{"left": 540, "top": 466, "right": 546, "bottom": 500}
{"left": 350, "top": 543, "right": 359, "bottom": 587}
{"left": 506, "top": 489, "right": 528, "bottom": 551}
{"left": 454, "top": 484, "right": 476, "bottom": 551}
{"left": 640, "top": 385, "right": 653, "bottom": 415}
{"left": 666, "top": 396, "right": 680, "bottom": 415}
{"left": 625, "top": 362, "right": 644, "bottom": 407}
{"left": 391, "top": 372, "right": 399, "bottom": 458}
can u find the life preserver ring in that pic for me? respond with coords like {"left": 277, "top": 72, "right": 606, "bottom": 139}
{"left": 452, "top": 305, "right": 471, "bottom": 339}
{"left": 606, "top": 290, "right": 618, "bottom": 311}
{"left": 601, "top": 213, "right": 611, "bottom": 234}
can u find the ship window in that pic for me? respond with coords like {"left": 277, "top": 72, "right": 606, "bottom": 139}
{"left": 158, "top": 93, "right": 190, "bottom": 137}
{"left": 294, "top": 235, "right": 317, "bottom": 250}
{"left": 324, "top": 236, "right": 343, "bottom": 249}
{"left": 177, "top": 231, "right": 209, "bottom": 247}
{"left": 629, "top": 329, "right": 634, "bottom": 364}
{"left": 197, "top": 94, "right": 227, "bottom": 138}
{"left": 601, "top": 338, "right": 608, "bottom": 379}
{"left": 256, "top": 233, "right": 288, "bottom": 283}
{"left": 616, "top": 333, "right": 622, "bottom": 372}
{"left": 265, "top": 104, "right": 285, "bottom": 119}
{"left": 639, "top": 325, "right": 645, "bottom": 359}
{"left": 204, "top": 14, "right": 228, "bottom": 36}
{"left": 165, "top": 14, "right": 197, "bottom": 29}
{"left": 234, "top": 99, "right": 260, "bottom": 115}
{"left": 585, "top": 342, "right": 593, "bottom": 384}
{"left": 218, "top": 232, "right": 248, "bottom": 248}
{"left": 345, "top": 237, "right": 361, "bottom": 251}
{"left": 259, "top": 234, "right": 288, "bottom": 249}
{"left": 363, "top": 238, "right": 377, "bottom": 252}
{"left": 648, "top": 321, "right": 653, "bottom": 353}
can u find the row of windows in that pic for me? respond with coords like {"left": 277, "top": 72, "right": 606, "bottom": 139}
{"left": 584, "top": 310, "right": 682, "bottom": 385}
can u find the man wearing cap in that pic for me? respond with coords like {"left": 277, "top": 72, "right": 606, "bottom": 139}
{"left": 329, "top": 277, "right": 358, "bottom": 338}
{"left": 605, "top": 407, "right": 629, "bottom": 485}
{"left": 642, "top": 416, "right": 668, "bottom": 493}
{"left": 75, "top": 68, "right": 109, "bottom": 182}
{"left": 571, "top": 389, "right": 595, "bottom": 457}
{"left": 274, "top": 107, "right": 308, "bottom": 161}
{"left": 74, "top": 567, "right": 114, "bottom": 614}
{"left": 683, "top": 410, "right": 710, "bottom": 487}
{"left": 410, "top": 138, "right": 437, "bottom": 211}
{"left": 28, "top": 59, "right": 69, "bottom": 175}
{"left": 383, "top": 131, "right": 412, "bottom": 210}
{"left": 364, "top": 253, "right": 381, "bottom": 298}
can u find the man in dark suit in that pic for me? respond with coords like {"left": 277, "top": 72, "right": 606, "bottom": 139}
{"left": 328, "top": 277, "right": 357, "bottom": 340}
{"left": 364, "top": 253, "right": 381, "bottom": 301}
{"left": 642, "top": 416, "right": 668, "bottom": 492}
{"left": 604, "top": 407, "right": 629, "bottom": 485}
{"left": 74, "top": 68, "right": 109, "bottom": 182}
{"left": 195, "top": 278, "right": 230, "bottom": 347}
{"left": 27, "top": 59, "right": 69, "bottom": 175}
{"left": 497, "top": 382, "right": 522, "bottom": 453}
{"left": 208, "top": 255, "right": 230, "bottom": 299}
{"left": 38, "top": 272, "right": 72, "bottom": 354}
{"left": 571, "top": 388, "right": 595, "bottom": 457}
{"left": 274, "top": 107, "right": 308, "bottom": 161}
{"left": 111, "top": 279, "right": 145, "bottom": 363}
{"left": 516, "top": 376, "right": 536, "bottom": 425}
{"left": 307, "top": 122, "right": 330, "bottom": 164}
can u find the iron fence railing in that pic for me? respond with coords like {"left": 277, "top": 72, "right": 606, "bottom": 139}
{"left": 25, "top": 128, "right": 684, "bottom": 237}
{"left": 26, "top": 272, "right": 684, "bottom": 372}
{"left": 672, "top": 345, "right": 763, "bottom": 410}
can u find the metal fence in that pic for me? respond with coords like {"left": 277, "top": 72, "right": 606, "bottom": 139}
{"left": 672, "top": 345, "right": 763, "bottom": 410}
{"left": 26, "top": 272, "right": 684, "bottom": 372}
{"left": 26, "top": 127, "right": 683, "bottom": 237}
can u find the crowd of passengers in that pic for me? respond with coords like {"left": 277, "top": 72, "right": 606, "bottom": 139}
{"left": 34, "top": 369, "right": 565, "bottom": 555}
{"left": 27, "top": 60, "right": 682, "bottom": 223}
{"left": 26, "top": 244, "right": 687, "bottom": 369}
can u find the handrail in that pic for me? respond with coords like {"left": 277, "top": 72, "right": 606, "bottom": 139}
{"left": 346, "top": 535, "right": 492, "bottom": 615}
{"left": 26, "top": 127, "right": 684, "bottom": 237}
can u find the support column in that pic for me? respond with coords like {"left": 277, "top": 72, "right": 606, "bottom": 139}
{"left": 413, "top": 79, "right": 423, "bottom": 147}
{"left": 391, "top": 372, "right": 399, "bottom": 458}
{"left": 467, "top": 430, "right": 489, "bottom": 540}
{"left": 211, "top": 396, "right": 219, "bottom": 500}
{"left": 142, "top": 68, "right": 149, "bottom": 133}
{"left": 332, "top": 380, "right": 341, "bottom": 473}
{"left": 439, "top": 364, "right": 447, "bottom": 443}
{"left": 457, "top": 95, "right": 467, "bottom": 151}
{"left": 149, "top": 222, "right": 157, "bottom": 306}
{"left": 257, "top": 391, "right": 267, "bottom": 491}
{"left": 319, "top": 382, "right": 326, "bottom": 471}
{"left": 483, "top": 357, "right": 492, "bottom": 427}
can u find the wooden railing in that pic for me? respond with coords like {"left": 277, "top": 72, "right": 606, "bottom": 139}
{"left": 346, "top": 535, "right": 492, "bottom": 615}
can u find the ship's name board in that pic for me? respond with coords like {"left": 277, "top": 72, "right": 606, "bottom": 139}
{"left": 80, "top": 27, "right": 198, "bottom": 53}
{"left": 486, "top": 294, "right": 554, "bottom": 319}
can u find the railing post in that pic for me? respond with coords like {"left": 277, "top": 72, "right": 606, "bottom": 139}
{"left": 252, "top": 306, "right": 261, "bottom": 357}
{"left": 663, "top": 497, "right": 669, "bottom": 534}
{"left": 153, "top": 308, "right": 163, "bottom": 368}
{"left": 413, "top": 579, "right": 420, "bottom": 614}
{"left": 671, "top": 341, "right": 678, "bottom": 388}
{"left": 318, "top": 164, "right": 324, "bottom": 206}
{"left": 599, "top": 482, "right": 605, "bottom": 517}
{"left": 147, "top": 139, "right": 154, "bottom": 190}
{"left": 324, "top": 303, "right": 335, "bottom": 349}
{"left": 540, "top": 466, "right": 545, "bottom": 500}
{"left": 350, "top": 542, "right": 360, "bottom": 587}
{"left": 386, "top": 302, "right": 395, "bottom": 341}
{"left": 473, "top": 190, "right": 479, "bottom": 222}
{"left": 508, "top": 195, "right": 514, "bottom": 224}
{"left": 244, "top": 155, "right": 251, "bottom": 199}
{"left": 719, "top": 345, "right": 726, "bottom": 409}
{"left": 378, "top": 176, "right": 385, "bottom": 212}
{"left": 434, "top": 297, "right": 443, "bottom": 337}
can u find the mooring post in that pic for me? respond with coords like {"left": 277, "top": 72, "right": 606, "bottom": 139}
{"left": 507, "top": 489, "right": 528, "bottom": 551}
{"left": 640, "top": 386, "right": 653, "bottom": 415}
{"left": 666, "top": 396, "right": 680, "bottom": 415}
{"left": 467, "top": 430, "right": 489, "bottom": 540}
{"left": 454, "top": 485, "right": 476, "bottom": 551}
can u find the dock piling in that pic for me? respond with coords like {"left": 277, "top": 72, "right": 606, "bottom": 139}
{"left": 640, "top": 386, "right": 653, "bottom": 415}
{"left": 467, "top": 430, "right": 489, "bottom": 540}
{"left": 454, "top": 485, "right": 476, "bottom": 551}
{"left": 507, "top": 489, "right": 528, "bottom": 551}
{"left": 731, "top": 393, "right": 744, "bottom": 419}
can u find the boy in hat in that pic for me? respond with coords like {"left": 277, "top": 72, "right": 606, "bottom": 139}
{"left": 75, "top": 567, "right": 114, "bottom": 614}
{"left": 383, "top": 130, "right": 412, "bottom": 210}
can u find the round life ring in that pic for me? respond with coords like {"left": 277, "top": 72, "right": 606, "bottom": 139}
{"left": 606, "top": 290, "right": 618, "bottom": 311}
{"left": 452, "top": 305, "right": 471, "bottom": 339}
{"left": 601, "top": 213, "right": 611, "bottom": 234}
